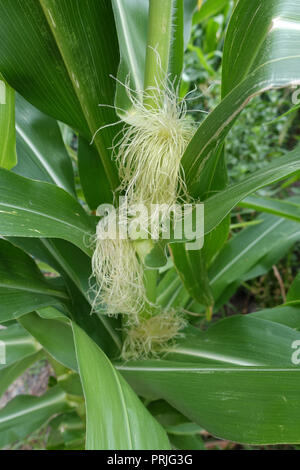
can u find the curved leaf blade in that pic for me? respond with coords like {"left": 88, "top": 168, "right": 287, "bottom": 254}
{"left": 19, "top": 313, "right": 78, "bottom": 372}
{"left": 0, "top": 170, "right": 94, "bottom": 256}
{"left": 0, "top": 324, "right": 41, "bottom": 370}
{"left": 240, "top": 195, "right": 300, "bottom": 224}
{"left": 0, "top": 386, "right": 69, "bottom": 448}
{"left": 0, "top": 240, "right": 69, "bottom": 322}
{"left": 73, "top": 323, "right": 170, "bottom": 450}
{"left": 0, "top": 350, "right": 44, "bottom": 398}
{"left": 203, "top": 148, "right": 300, "bottom": 234}
{"left": 14, "top": 94, "right": 76, "bottom": 196}
{"left": 184, "top": 0, "right": 300, "bottom": 196}
{"left": 7, "top": 237, "right": 122, "bottom": 357}
{"left": 118, "top": 314, "right": 300, "bottom": 445}
{"left": 0, "top": 0, "right": 120, "bottom": 190}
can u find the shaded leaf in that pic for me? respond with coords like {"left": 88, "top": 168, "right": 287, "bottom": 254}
{"left": 14, "top": 94, "right": 75, "bottom": 196}
{"left": 0, "top": 386, "right": 69, "bottom": 448}
{"left": 0, "top": 239, "right": 69, "bottom": 322}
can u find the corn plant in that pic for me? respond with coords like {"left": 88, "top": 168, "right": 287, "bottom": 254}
{"left": 0, "top": 0, "right": 300, "bottom": 450}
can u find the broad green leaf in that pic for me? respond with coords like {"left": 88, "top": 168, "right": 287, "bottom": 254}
{"left": 7, "top": 237, "right": 122, "bottom": 356}
{"left": 73, "top": 323, "right": 170, "bottom": 450}
{"left": 19, "top": 313, "right": 77, "bottom": 372}
{"left": 157, "top": 268, "right": 190, "bottom": 310}
{"left": 36, "top": 306, "right": 66, "bottom": 321}
{"left": 252, "top": 305, "right": 300, "bottom": 331}
{"left": 194, "top": 0, "right": 230, "bottom": 24}
{"left": 14, "top": 94, "right": 75, "bottom": 196}
{"left": 0, "top": 74, "right": 16, "bottom": 170}
{"left": 166, "top": 316, "right": 300, "bottom": 366}
{"left": 203, "top": 214, "right": 230, "bottom": 266}
{"left": 120, "top": 361, "right": 300, "bottom": 445}
{"left": 241, "top": 227, "right": 300, "bottom": 287}
{"left": 78, "top": 136, "right": 113, "bottom": 210}
{"left": 183, "top": 61, "right": 300, "bottom": 196}
{"left": 0, "top": 386, "right": 69, "bottom": 448}
{"left": 0, "top": 1, "right": 86, "bottom": 132}
{"left": 148, "top": 399, "right": 191, "bottom": 427}
{"left": 0, "top": 350, "right": 44, "bottom": 398}
{"left": 46, "top": 412, "right": 85, "bottom": 450}
{"left": 222, "top": 0, "right": 300, "bottom": 96}
{"left": 183, "top": 0, "right": 300, "bottom": 196}
{"left": 113, "top": 0, "right": 197, "bottom": 113}
{"left": 0, "top": 0, "right": 120, "bottom": 190}
{"left": 170, "top": 244, "right": 213, "bottom": 308}
{"left": 56, "top": 372, "right": 83, "bottom": 397}
{"left": 240, "top": 195, "right": 300, "bottom": 224}
{"left": 118, "top": 315, "right": 300, "bottom": 444}
{"left": 166, "top": 422, "right": 203, "bottom": 436}
{"left": 0, "top": 324, "right": 41, "bottom": 370}
{"left": 209, "top": 212, "right": 300, "bottom": 302}
{"left": 170, "top": 433, "right": 205, "bottom": 450}
{"left": 8, "top": 238, "right": 92, "bottom": 298}
{"left": 66, "top": 280, "right": 121, "bottom": 358}
{"left": 194, "top": 143, "right": 228, "bottom": 201}
{"left": 146, "top": 151, "right": 300, "bottom": 268}
{"left": 112, "top": 0, "right": 149, "bottom": 113}
{"left": 0, "top": 170, "right": 94, "bottom": 256}
{"left": 287, "top": 273, "right": 300, "bottom": 303}
{"left": 203, "top": 149, "right": 300, "bottom": 235}
{"left": 0, "top": 239, "right": 69, "bottom": 322}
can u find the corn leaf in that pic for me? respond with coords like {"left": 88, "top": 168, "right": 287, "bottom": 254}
{"left": 14, "top": 94, "right": 75, "bottom": 196}
{"left": 183, "top": 0, "right": 300, "bottom": 196}
{"left": 113, "top": 0, "right": 197, "bottom": 113}
{"left": 19, "top": 313, "right": 78, "bottom": 372}
{"left": 118, "top": 314, "right": 300, "bottom": 445}
{"left": 7, "top": 238, "right": 122, "bottom": 357}
{"left": 0, "top": 386, "right": 69, "bottom": 448}
{"left": 0, "top": 74, "right": 17, "bottom": 170}
{"left": 0, "top": 0, "right": 120, "bottom": 191}
{"left": 0, "top": 324, "right": 41, "bottom": 370}
{"left": 209, "top": 212, "right": 300, "bottom": 302}
{"left": 73, "top": 323, "right": 170, "bottom": 450}
{"left": 0, "top": 240, "right": 69, "bottom": 323}
{"left": 240, "top": 195, "right": 300, "bottom": 223}
{"left": 0, "top": 170, "right": 94, "bottom": 256}
{"left": 0, "top": 350, "right": 44, "bottom": 398}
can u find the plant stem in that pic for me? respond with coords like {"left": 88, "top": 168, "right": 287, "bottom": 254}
{"left": 135, "top": 239, "right": 157, "bottom": 307}
{"left": 136, "top": 1, "right": 174, "bottom": 311}
{"left": 143, "top": 0, "right": 173, "bottom": 108}
{"left": 206, "top": 305, "right": 213, "bottom": 322}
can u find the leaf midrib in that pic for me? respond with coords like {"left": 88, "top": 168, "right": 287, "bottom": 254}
{"left": 38, "top": 0, "right": 118, "bottom": 190}
{"left": 0, "top": 282, "right": 68, "bottom": 300}
{"left": 0, "top": 202, "right": 91, "bottom": 238}
{"left": 0, "top": 389, "right": 66, "bottom": 425}
{"left": 16, "top": 124, "right": 68, "bottom": 191}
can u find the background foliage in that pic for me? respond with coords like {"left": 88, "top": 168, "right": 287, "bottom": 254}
{"left": 0, "top": 0, "right": 300, "bottom": 450}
